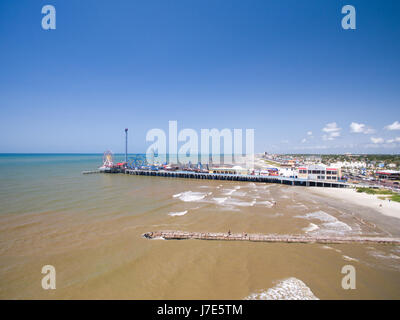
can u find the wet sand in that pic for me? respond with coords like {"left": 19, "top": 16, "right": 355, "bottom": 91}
{"left": 307, "top": 187, "right": 400, "bottom": 237}
{"left": 309, "top": 187, "right": 400, "bottom": 219}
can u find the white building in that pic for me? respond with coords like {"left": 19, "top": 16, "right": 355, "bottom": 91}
{"left": 279, "top": 167, "right": 297, "bottom": 178}
{"left": 298, "top": 164, "right": 342, "bottom": 181}
{"left": 330, "top": 161, "right": 366, "bottom": 169}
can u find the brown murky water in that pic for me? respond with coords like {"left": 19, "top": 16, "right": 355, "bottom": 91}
{"left": 1, "top": 167, "right": 399, "bottom": 299}
{"left": 0, "top": 155, "right": 400, "bottom": 299}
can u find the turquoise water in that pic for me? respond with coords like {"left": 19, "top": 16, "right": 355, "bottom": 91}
{"left": 0, "top": 154, "right": 121, "bottom": 215}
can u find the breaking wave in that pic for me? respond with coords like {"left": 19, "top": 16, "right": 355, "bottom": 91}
{"left": 168, "top": 210, "right": 188, "bottom": 217}
{"left": 342, "top": 255, "right": 359, "bottom": 262}
{"left": 213, "top": 197, "right": 228, "bottom": 204}
{"left": 296, "top": 211, "right": 352, "bottom": 236}
{"left": 245, "top": 277, "right": 318, "bottom": 300}
{"left": 174, "top": 191, "right": 207, "bottom": 202}
{"left": 303, "top": 223, "right": 319, "bottom": 233}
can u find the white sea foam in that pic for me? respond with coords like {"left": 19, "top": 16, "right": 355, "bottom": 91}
{"left": 218, "top": 205, "right": 241, "bottom": 212}
{"left": 367, "top": 249, "right": 400, "bottom": 271}
{"left": 300, "top": 211, "right": 337, "bottom": 222}
{"left": 320, "top": 245, "right": 341, "bottom": 253}
{"left": 225, "top": 198, "right": 256, "bottom": 207}
{"left": 323, "top": 221, "right": 352, "bottom": 234}
{"left": 245, "top": 277, "right": 318, "bottom": 300}
{"left": 168, "top": 210, "right": 188, "bottom": 217}
{"left": 288, "top": 203, "right": 308, "bottom": 210}
{"left": 392, "top": 246, "right": 400, "bottom": 254}
{"left": 342, "top": 255, "right": 359, "bottom": 262}
{"left": 368, "top": 250, "right": 400, "bottom": 260}
{"left": 303, "top": 223, "right": 319, "bottom": 233}
{"left": 296, "top": 211, "right": 352, "bottom": 235}
{"left": 172, "top": 193, "right": 182, "bottom": 198}
{"left": 234, "top": 191, "right": 248, "bottom": 197}
{"left": 267, "top": 212, "right": 283, "bottom": 218}
{"left": 257, "top": 200, "right": 274, "bottom": 208}
{"left": 213, "top": 197, "right": 228, "bottom": 204}
{"left": 176, "top": 191, "right": 207, "bottom": 202}
{"left": 222, "top": 189, "right": 237, "bottom": 195}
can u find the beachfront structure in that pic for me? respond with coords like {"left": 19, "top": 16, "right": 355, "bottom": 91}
{"left": 209, "top": 166, "right": 248, "bottom": 175}
{"left": 297, "top": 164, "right": 342, "bottom": 181}
{"left": 99, "top": 150, "right": 118, "bottom": 173}
{"left": 260, "top": 168, "right": 279, "bottom": 176}
{"left": 279, "top": 167, "right": 298, "bottom": 178}
{"left": 124, "top": 169, "right": 348, "bottom": 188}
{"left": 375, "top": 170, "right": 400, "bottom": 180}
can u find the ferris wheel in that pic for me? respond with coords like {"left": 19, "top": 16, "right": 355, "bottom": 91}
{"left": 102, "top": 150, "right": 114, "bottom": 168}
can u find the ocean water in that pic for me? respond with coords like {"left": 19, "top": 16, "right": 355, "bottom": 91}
{"left": 0, "top": 154, "right": 399, "bottom": 299}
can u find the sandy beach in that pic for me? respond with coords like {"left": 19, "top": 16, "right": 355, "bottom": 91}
{"left": 309, "top": 187, "right": 400, "bottom": 220}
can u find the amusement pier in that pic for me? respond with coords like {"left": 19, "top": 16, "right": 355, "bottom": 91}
{"left": 84, "top": 155, "right": 349, "bottom": 188}
{"left": 123, "top": 168, "right": 348, "bottom": 188}
{"left": 83, "top": 128, "right": 399, "bottom": 190}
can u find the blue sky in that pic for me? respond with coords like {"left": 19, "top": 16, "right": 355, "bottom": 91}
{"left": 0, "top": 0, "right": 399, "bottom": 154}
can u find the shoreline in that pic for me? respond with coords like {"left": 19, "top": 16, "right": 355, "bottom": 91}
{"left": 308, "top": 187, "right": 400, "bottom": 220}
{"left": 305, "top": 187, "right": 400, "bottom": 237}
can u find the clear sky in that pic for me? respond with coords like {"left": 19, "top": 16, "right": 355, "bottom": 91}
{"left": 0, "top": 0, "right": 399, "bottom": 154}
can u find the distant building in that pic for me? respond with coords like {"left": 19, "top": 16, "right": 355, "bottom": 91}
{"left": 330, "top": 161, "right": 366, "bottom": 169}
{"left": 305, "top": 155, "right": 322, "bottom": 162}
{"left": 376, "top": 170, "right": 400, "bottom": 180}
{"left": 297, "top": 164, "right": 342, "bottom": 181}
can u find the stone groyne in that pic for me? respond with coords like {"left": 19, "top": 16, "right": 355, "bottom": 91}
{"left": 142, "top": 230, "right": 400, "bottom": 245}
